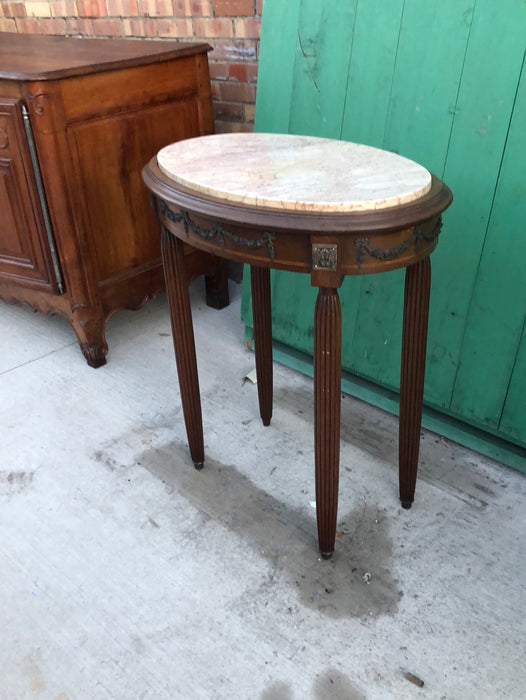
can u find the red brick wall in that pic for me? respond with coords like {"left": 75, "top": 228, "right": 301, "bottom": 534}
{"left": 0, "top": 0, "right": 262, "bottom": 132}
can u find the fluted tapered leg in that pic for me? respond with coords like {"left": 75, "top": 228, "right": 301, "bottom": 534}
{"left": 162, "top": 228, "right": 204, "bottom": 468}
{"left": 314, "top": 287, "right": 342, "bottom": 557}
{"left": 250, "top": 265, "right": 273, "bottom": 426}
{"left": 399, "top": 257, "right": 431, "bottom": 507}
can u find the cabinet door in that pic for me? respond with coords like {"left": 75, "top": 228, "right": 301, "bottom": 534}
{"left": 67, "top": 97, "right": 204, "bottom": 288}
{"left": 0, "top": 98, "right": 59, "bottom": 291}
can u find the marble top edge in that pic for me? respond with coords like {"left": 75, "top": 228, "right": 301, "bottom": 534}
{"left": 157, "top": 133, "right": 432, "bottom": 213}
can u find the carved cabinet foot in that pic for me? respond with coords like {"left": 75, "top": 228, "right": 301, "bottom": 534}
{"left": 70, "top": 310, "right": 108, "bottom": 368}
{"left": 182, "top": 246, "right": 230, "bottom": 310}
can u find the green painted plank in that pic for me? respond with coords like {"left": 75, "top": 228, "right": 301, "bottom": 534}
{"left": 241, "top": 272, "right": 368, "bottom": 368}
{"left": 381, "top": 0, "right": 473, "bottom": 171}
{"left": 254, "top": 0, "right": 301, "bottom": 133}
{"left": 424, "top": 0, "right": 526, "bottom": 410}
{"left": 240, "top": 269, "right": 253, "bottom": 329}
{"left": 349, "top": 0, "right": 472, "bottom": 388}
{"left": 339, "top": 277, "right": 368, "bottom": 373}
{"left": 288, "top": 0, "right": 357, "bottom": 138}
{"left": 338, "top": 0, "right": 406, "bottom": 365}
{"left": 500, "top": 317, "right": 526, "bottom": 447}
{"left": 451, "top": 56, "right": 526, "bottom": 431}
{"left": 343, "top": 270, "right": 405, "bottom": 391}
{"left": 271, "top": 341, "right": 526, "bottom": 473}
{"left": 269, "top": 271, "right": 318, "bottom": 353}
{"left": 241, "top": 271, "right": 317, "bottom": 355}
{"left": 245, "top": 0, "right": 526, "bottom": 460}
{"left": 340, "top": 0, "right": 405, "bottom": 147}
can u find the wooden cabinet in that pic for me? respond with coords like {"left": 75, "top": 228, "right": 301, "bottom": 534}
{"left": 0, "top": 33, "right": 227, "bottom": 366}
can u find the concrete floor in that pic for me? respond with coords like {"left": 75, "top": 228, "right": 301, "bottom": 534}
{"left": 1, "top": 280, "right": 525, "bottom": 700}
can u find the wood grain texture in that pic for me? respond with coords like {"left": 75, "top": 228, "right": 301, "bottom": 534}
{"left": 162, "top": 227, "right": 205, "bottom": 468}
{"left": 0, "top": 33, "right": 210, "bottom": 81}
{"left": 314, "top": 287, "right": 342, "bottom": 556}
{"left": 399, "top": 258, "right": 431, "bottom": 507}
{"left": 250, "top": 265, "right": 273, "bottom": 426}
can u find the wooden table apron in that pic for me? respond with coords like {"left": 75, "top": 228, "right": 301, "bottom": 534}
{"left": 143, "top": 158, "right": 453, "bottom": 557}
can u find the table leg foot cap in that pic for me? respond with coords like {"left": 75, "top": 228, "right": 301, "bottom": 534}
{"left": 194, "top": 461, "right": 204, "bottom": 471}
{"left": 401, "top": 500, "right": 413, "bottom": 509}
{"left": 320, "top": 550, "right": 333, "bottom": 560}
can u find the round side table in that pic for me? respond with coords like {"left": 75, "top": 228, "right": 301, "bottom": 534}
{"left": 143, "top": 133, "right": 453, "bottom": 558}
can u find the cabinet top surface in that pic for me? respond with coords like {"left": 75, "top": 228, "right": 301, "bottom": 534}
{"left": 157, "top": 133, "right": 432, "bottom": 213}
{"left": 0, "top": 33, "right": 210, "bottom": 81}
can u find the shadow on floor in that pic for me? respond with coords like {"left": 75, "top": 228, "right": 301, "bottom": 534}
{"left": 136, "top": 441, "right": 403, "bottom": 621}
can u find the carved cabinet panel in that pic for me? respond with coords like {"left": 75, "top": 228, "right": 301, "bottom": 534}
{"left": 0, "top": 98, "right": 58, "bottom": 290}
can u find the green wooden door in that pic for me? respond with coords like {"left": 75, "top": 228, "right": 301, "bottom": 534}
{"left": 241, "top": 0, "right": 526, "bottom": 470}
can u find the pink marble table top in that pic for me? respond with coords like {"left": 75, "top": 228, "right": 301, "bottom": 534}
{"left": 157, "top": 133, "right": 432, "bottom": 214}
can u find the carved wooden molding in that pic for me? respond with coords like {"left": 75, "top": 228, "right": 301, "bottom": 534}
{"left": 355, "top": 218, "right": 443, "bottom": 267}
{"left": 160, "top": 200, "right": 276, "bottom": 261}
{"left": 27, "top": 91, "right": 48, "bottom": 117}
